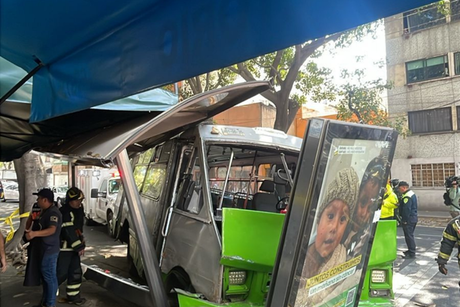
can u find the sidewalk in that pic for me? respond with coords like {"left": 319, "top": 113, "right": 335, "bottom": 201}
{"left": 0, "top": 262, "right": 139, "bottom": 307}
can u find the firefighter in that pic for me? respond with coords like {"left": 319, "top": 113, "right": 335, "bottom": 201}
{"left": 436, "top": 216, "right": 460, "bottom": 280}
{"left": 57, "top": 187, "right": 86, "bottom": 305}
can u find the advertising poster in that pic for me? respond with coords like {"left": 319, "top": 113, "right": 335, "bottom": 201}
{"left": 291, "top": 137, "right": 392, "bottom": 307}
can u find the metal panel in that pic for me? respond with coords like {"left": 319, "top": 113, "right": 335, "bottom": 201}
{"left": 161, "top": 212, "right": 222, "bottom": 303}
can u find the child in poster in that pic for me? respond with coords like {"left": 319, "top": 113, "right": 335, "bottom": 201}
{"left": 296, "top": 167, "right": 360, "bottom": 306}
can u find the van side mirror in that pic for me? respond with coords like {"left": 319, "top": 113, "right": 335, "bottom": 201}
{"left": 91, "top": 188, "right": 99, "bottom": 198}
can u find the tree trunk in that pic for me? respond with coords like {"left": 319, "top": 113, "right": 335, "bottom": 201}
{"left": 274, "top": 106, "right": 289, "bottom": 132}
{"left": 5, "top": 152, "right": 46, "bottom": 252}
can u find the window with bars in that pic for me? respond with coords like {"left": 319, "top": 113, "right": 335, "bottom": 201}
{"left": 408, "top": 107, "right": 452, "bottom": 134}
{"left": 403, "top": 4, "right": 447, "bottom": 33}
{"left": 411, "top": 163, "right": 455, "bottom": 187}
{"left": 452, "top": 0, "right": 460, "bottom": 22}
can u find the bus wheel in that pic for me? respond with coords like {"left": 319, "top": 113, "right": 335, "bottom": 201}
{"left": 106, "top": 210, "right": 114, "bottom": 237}
{"left": 165, "top": 268, "right": 195, "bottom": 307}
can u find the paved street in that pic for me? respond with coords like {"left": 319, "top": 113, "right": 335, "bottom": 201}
{"left": 1, "top": 201, "right": 460, "bottom": 306}
{"left": 394, "top": 224, "right": 460, "bottom": 307}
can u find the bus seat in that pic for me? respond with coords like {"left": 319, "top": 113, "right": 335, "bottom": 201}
{"left": 253, "top": 180, "right": 278, "bottom": 212}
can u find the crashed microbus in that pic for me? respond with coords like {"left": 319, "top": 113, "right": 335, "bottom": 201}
{"left": 31, "top": 82, "right": 397, "bottom": 307}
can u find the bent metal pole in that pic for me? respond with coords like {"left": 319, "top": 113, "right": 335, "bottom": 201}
{"left": 115, "top": 149, "right": 169, "bottom": 306}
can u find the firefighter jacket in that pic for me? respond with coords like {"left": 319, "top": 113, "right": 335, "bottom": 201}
{"left": 437, "top": 217, "right": 460, "bottom": 266}
{"left": 399, "top": 189, "right": 418, "bottom": 224}
{"left": 381, "top": 183, "right": 399, "bottom": 219}
{"left": 60, "top": 203, "right": 85, "bottom": 252}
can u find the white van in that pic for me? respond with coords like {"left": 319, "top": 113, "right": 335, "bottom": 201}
{"left": 90, "top": 174, "right": 121, "bottom": 236}
{"left": 76, "top": 167, "right": 120, "bottom": 236}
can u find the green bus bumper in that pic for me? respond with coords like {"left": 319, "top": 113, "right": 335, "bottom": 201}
{"left": 178, "top": 293, "right": 264, "bottom": 306}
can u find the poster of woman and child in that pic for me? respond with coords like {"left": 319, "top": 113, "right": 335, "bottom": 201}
{"left": 293, "top": 137, "right": 391, "bottom": 307}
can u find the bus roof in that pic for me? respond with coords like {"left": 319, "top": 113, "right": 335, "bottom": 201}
{"left": 34, "top": 82, "right": 271, "bottom": 166}
{"left": 199, "top": 125, "right": 302, "bottom": 153}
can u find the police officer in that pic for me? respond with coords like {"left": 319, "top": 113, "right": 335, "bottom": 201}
{"left": 398, "top": 181, "right": 418, "bottom": 259}
{"left": 436, "top": 216, "right": 460, "bottom": 278}
{"left": 57, "top": 187, "right": 86, "bottom": 305}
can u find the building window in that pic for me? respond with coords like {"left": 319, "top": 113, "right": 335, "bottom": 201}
{"left": 403, "top": 4, "right": 446, "bottom": 33}
{"left": 455, "top": 52, "right": 460, "bottom": 75}
{"left": 406, "top": 56, "right": 449, "bottom": 83}
{"left": 408, "top": 107, "right": 452, "bottom": 134}
{"left": 452, "top": 0, "right": 460, "bottom": 22}
{"left": 411, "top": 163, "right": 455, "bottom": 187}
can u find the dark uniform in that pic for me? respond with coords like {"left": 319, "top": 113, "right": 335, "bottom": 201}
{"left": 436, "top": 216, "right": 460, "bottom": 276}
{"left": 23, "top": 202, "right": 42, "bottom": 287}
{"left": 57, "top": 187, "right": 86, "bottom": 305}
{"left": 29, "top": 188, "right": 62, "bottom": 307}
{"left": 399, "top": 183, "right": 418, "bottom": 258}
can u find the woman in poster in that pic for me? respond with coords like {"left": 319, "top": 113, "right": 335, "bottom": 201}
{"left": 296, "top": 167, "right": 359, "bottom": 305}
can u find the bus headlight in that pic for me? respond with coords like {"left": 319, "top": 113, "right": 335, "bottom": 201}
{"left": 371, "top": 270, "right": 386, "bottom": 283}
{"left": 229, "top": 271, "right": 247, "bottom": 285}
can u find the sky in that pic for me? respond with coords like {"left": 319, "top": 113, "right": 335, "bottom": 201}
{"left": 309, "top": 22, "right": 388, "bottom": 108}
{"left": 314, "top": 23, "right": 386, "bottom": 87}
{"left": 240, "top": 22, "right": 387, "bottom": 109}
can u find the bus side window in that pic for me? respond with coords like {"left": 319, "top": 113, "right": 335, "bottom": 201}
{"left": 142, "top": 163, "right": 167, "bottom": 200}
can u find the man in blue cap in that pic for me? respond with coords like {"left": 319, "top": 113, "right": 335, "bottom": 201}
{"left": 26, "top": 188, "right": 62, "bottom": 307}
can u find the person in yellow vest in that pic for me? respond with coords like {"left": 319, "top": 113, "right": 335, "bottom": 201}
{"left": 381, "top": 181, "right": 399, "bottom": 220}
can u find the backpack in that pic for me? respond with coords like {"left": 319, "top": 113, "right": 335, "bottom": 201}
{"left": 443, "top": 191, "right": 452, "bottom": 206}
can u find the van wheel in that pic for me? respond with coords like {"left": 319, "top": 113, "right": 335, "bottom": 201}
{"left": 165, "top": 268, "right": 195, "bottom": 307}
{"left": 106, "top": 210, "right": 114, "bottom": 237}
{"left": 57, "top": 197, "right": 61, "bottom": 206}
{"left": 85, "top": 217, "right": 97, "bottom": 226}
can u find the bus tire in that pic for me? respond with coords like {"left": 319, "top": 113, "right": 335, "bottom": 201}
{"left": 165, "top": 267, "right": 195, "bottom": 307}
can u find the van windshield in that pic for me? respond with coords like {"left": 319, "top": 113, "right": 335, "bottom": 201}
{"left": 108, "top": 179, "right": 121, "bottom": 194}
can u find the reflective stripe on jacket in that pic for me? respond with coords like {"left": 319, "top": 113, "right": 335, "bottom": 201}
{"left": 437, "top": 217, "right": 460, "bottom": 265}
{"left": 60, "top": 207, "right": 85, "bottom": 252}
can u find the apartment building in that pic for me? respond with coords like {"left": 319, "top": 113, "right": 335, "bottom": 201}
{"left": 385, "top": 1, "right": 460, "bottom": 210}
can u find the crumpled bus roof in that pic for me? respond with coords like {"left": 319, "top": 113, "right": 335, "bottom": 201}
{"left": 0, "top": 82, "right": 270, "bottom": 164}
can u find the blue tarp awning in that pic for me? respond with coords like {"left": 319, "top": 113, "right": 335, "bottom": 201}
{"left": 0, "top": 57, "right": 178, "bottom": 111}
{"left": 0, "top": 0, "right": 433, "bottom": 123}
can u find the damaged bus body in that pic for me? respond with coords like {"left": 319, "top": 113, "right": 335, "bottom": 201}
{"left": 40, "top": 82, "right": 396, "bottom": 306}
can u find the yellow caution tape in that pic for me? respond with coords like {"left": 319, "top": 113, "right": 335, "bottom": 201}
{"left": 0, "top": 208, "right": 29, "bottom": 242}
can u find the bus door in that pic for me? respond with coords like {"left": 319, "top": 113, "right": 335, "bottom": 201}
{"left": 159, "top": 139, "right": 223, "bottom": 303}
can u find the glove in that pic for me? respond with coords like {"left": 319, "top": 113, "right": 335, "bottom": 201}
{"left": 438, "top": 263, "right": 448, "bottom": 275}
